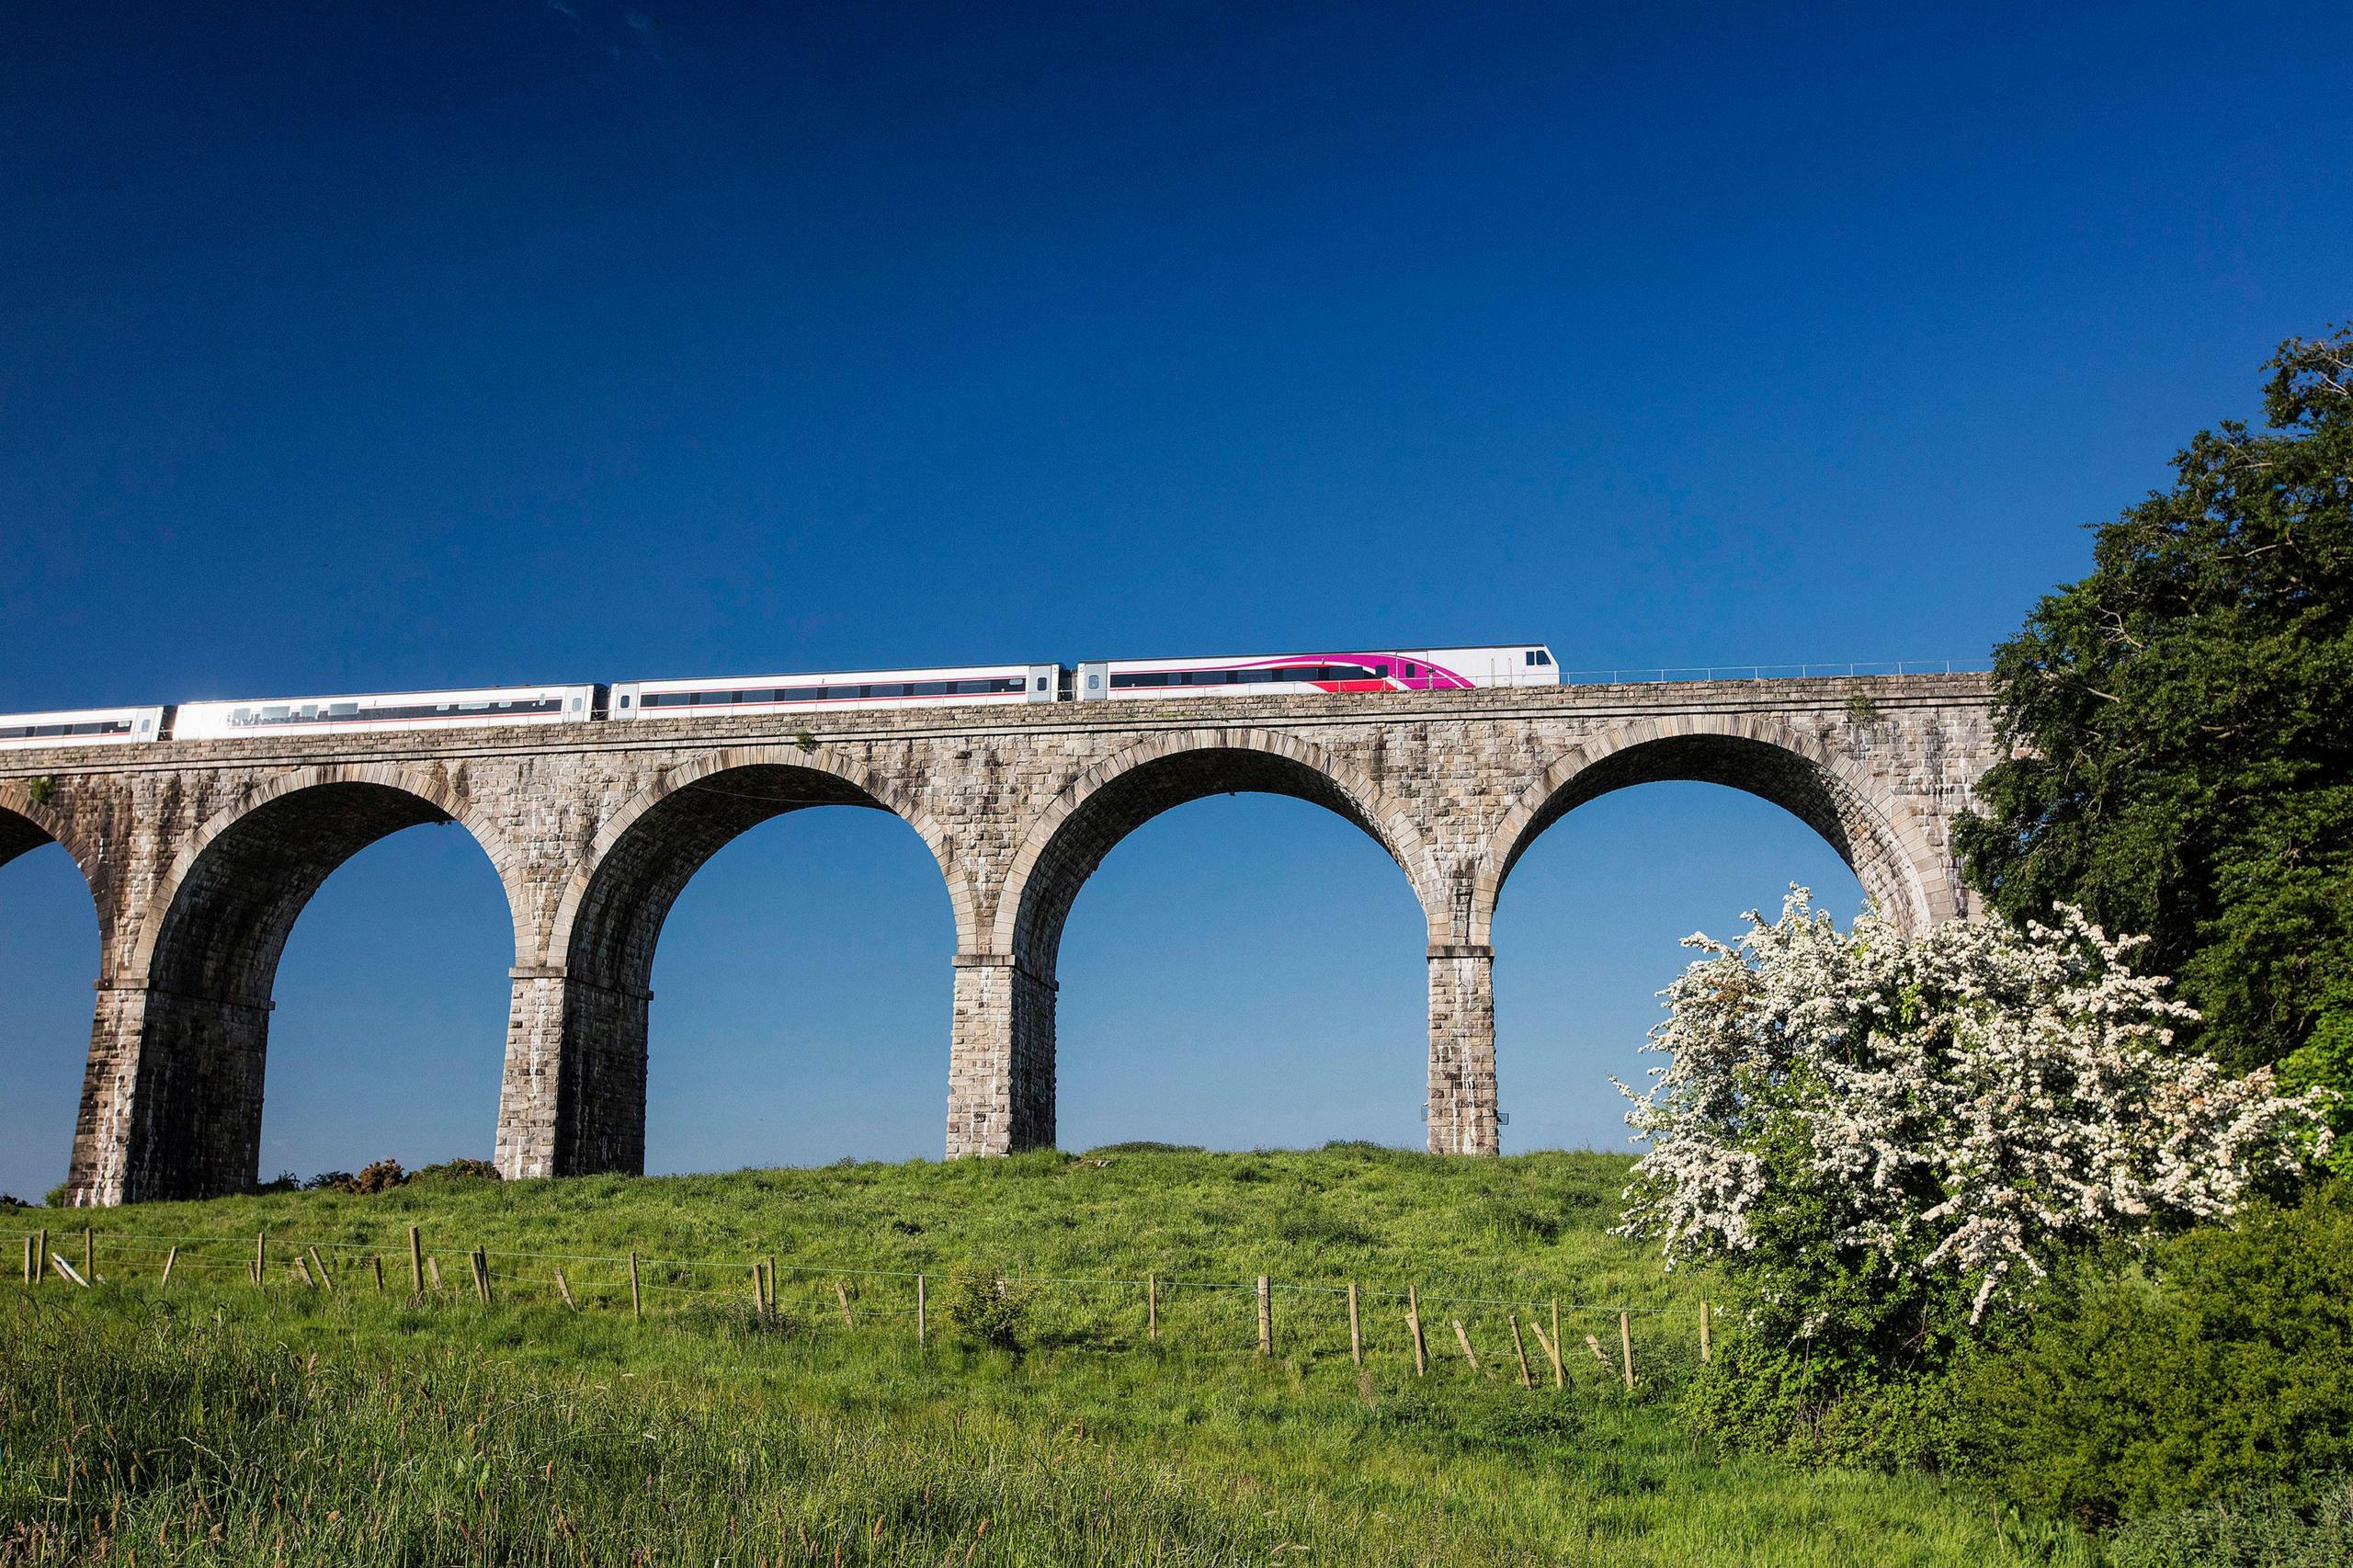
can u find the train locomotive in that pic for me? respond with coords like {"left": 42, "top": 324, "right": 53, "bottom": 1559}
{"left": 0, "top": 645, "right": 1556, "bottom": 749}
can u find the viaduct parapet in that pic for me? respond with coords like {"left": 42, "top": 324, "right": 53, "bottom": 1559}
{"left": 0, "top": 673, "right": 2002, "bottom": 1204}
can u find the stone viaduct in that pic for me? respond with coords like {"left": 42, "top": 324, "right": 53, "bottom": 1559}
{"left": 0, "top": 673, "right": 2002, "bottom": 1205}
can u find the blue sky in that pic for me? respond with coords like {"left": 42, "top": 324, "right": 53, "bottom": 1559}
{"left": 2, "top": 1, "right": 2347, "bottom": 1196}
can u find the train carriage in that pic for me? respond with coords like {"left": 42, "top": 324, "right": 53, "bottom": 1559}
{"left": 0, "top": 705, "right": 168, "bottom": 750}
{"left": 1071, "top": 645, "right": 1557, "bottom": 700}
{"left": 610, "top": 663, "right": 1060, "bottom": 719}
{"left": 170, "top": 685, "right": 599, "bottom": 740}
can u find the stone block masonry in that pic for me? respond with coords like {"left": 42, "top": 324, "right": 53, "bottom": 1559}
{"left": 0, "top": 674, "right": 2001, "bottom": 1203}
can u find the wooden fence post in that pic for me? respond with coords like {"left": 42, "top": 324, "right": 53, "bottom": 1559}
{"left": 307, "top": 1245, "right": 335, "bottom": 1292}
{"left": 629, "top": 1251, "right": 642, "bottom": 1322}
{"left": 1510, "top": 1314, "right": 1533, "bottom": 1389}
{"left": 835, "top": 1280, "right": 856, "bottom": 1329}
{"left": 1146, "top": 1271, "right": 1157, "bottom": 1341}
{"left": 1405, "top": 1285, "right": 1427, "bottom": 1377}
{"left": 1256, "top": 1276, "right": 1272, "bottom": 1356}
{"left": 1699, "top": 1299, "right": 1711, "bottom": 1363}
{"left": 1551, "top": 1299, "right": 1564, "bottom": 1388}
{"left": 555, "top": 1267, "right": 578, "bottom": 1311}
{"left": 1619, "top": 1309, "right": 1634, "bottom": 1391}
{"left": 1347, "top": 1281, "right": 1362, "bottom": 1366}
{"left": 51, "top": 1255, "right": 88, "bottom": 1288}
{"left": 28, "top": 1229, "right": 40, "bottom": 1287}
{"left": 749, "top": 1264, "right": 765, "bottom": 1313}
{"left": 1528, "top": 1311, "right": 1564, "bottom": 1389}
{"left": 916, "top": 1273, "right": 927, "bottom": 1348}
{"left": 1452, "top": 1319, "right": 1481, "bottom": 1372}
{"left": 766, "top": 1256, "right": 779, "bottom": 1316}
{"left": 162, "top": 1246, "right": 178, "bottom": 1289}
{"left": 426, "top": 1256, "right": 443, "bottom": 1291}
{"left": 255, "top": 1232, "right": 266, "bottom": 1289}
{"left": 293, "top": 1254, "right": 315, "bottom": 1289}
{"left": 83, "top": 1226, "right": 93, "bottom": 1283}
{"left": 408, "top": 1226, "right": 423, "bottom": 1293}
{"left": 371, "top": 1256, "right": 385, "bottom": 1293}
{"left": 472, "top": 1247, "right": 492, "bottom": 1306}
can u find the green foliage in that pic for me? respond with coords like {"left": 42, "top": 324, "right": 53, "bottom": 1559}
{"left": 253, "top": 1170, "right": 300, "bottom": 1194}
{"left": 41, "top": 1185, "right": 68, "bottom": 1210}
{"left": 940, "top": 1261, "right": 1031, "bottom": 1351}
{"left": 2103, "top": 1475, "right": 2353, "bottom": 1568}
{"left": 1674, "top": 1118, "right": 1983, "bottom": 1466}
{"left": 2280, "top": 1007, "right": 2353, "bottom": 1176}
{"left": 1956, "top": 327, "right": 2353, "bottom": 1084}
{"left": 412, "top": 1157, "right": 500, "bottom": 1183}
{"left": 1954, "top": 1183, "right": 2353, "bottom": 1525}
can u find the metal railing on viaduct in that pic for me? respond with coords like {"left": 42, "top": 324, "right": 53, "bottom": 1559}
{"left": 0, "top": 672, "right": 2002, "bottom": 1205}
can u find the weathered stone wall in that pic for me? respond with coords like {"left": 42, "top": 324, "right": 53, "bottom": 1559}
{"left": 0, "top": 674, "right": 2001, "bottom": 1203}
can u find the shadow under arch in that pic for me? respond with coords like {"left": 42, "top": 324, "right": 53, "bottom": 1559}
{"left": 1469, "top": 715, "right": 1944, "bottom": 947}
{"left": 522, "top": 745, "right": 963, "bottom": 1177}
{"left": 94, "top": 765, "right": 523, "bottom": 1203}
{"left": 959, "top": 730, "right": 1437, "bottom": 1154}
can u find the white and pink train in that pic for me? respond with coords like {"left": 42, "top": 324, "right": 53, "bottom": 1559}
{"left": 0, "top": 644, "right": 1557, "bottom": 749}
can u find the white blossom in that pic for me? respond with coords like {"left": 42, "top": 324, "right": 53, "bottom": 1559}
{"left": 1614, "top": 891, "right": 2335, "bottom": 1324}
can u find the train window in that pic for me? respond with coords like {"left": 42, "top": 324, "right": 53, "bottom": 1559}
{"left": 1403, "top": 663, "right": 1418, "bottom": 677}
{"left": 1535, "top": 650, "right": 1552, "bottom": 665}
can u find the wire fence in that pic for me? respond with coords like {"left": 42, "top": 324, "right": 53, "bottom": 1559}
{"left": 11, "top": 1224, "right": 1715, "bottom": 1389}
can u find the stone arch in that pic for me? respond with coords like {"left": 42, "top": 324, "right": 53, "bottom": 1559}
{"left": 1466, "top": 713, "right": 1953, "bottom": 947}
{"left": 545, "top": 744, "right": 969, "bottom": 983}
{"left": 990, "top": 728, "right": 1440, "bottom": 975}
{"left": 98, "top": 764, "right": 523, "bottom": 1202}
{"left": 131, "top": 763, "right": 524, "bottom": 993}
{"left": 505, "top": 744, "right": 964, "bottom": 1179}
{"left": 947, "top": 730, "right": 1436, "bottom": 1159}
{"left": 0, "top": 783, "right": 98, "bottom": 888}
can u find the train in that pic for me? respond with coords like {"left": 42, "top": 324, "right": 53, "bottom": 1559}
{"left": 0, "top": 645, "right": 1557, "bottom": 750}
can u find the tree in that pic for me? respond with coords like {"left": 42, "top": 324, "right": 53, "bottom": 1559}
{"left": 1615, "top": 892, "right": 2332, "bottom": 1460}
{"left": 1954, "top": 331, "right": 2353, "bottom": 1130}
{"left": 1618, "top": 892, "right": 2326, "bottom": 1326}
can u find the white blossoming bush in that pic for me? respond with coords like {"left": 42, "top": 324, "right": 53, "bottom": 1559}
{"left": 1618, "top": 891, "right": 2334, "bottom": 1326}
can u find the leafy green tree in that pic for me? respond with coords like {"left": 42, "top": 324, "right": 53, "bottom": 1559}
{"left": 1956, "top": 329, "right": 2353, "bottom": 1156}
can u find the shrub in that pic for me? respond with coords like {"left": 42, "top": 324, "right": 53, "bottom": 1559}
{"left": 255, "top": 1171, "right": 300, "bottom": 1194}
{"left": 1618, "top": 892, "right": 2333, "bottom": 1460}
{"left": 1955, "top": 1184, "right": 2353, "bottom": 1524}
{"left": 414, "top": 1158, "right": 500, "bottom": 1183}
{"left": 304, "top": 1170, "right": 356, "bottom": 1192}
{"left": 1620, "top": 892, "right": 2331, "bottom": 1325}
{"left": 350, "top": 1159, "right": 410, "bottom": 1194}
{"left": 43, "top": 1184, "right": 69, "bottom": 1209}
{"left": 941, "top": 1263, "right": 1029, "bottom": 1353}
{"left": 2104, "top": 1475, "right": 2353, "bottom": 1568}
{"left": 0, "top": 1193, "right": 25, "bottom": 1210}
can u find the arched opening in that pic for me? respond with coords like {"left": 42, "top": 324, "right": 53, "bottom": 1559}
{"left": 551, "top": 758, "right": 958, "bottom": 1176}
{"left": 1054, "top": 794, "right": 1427, "bottom": 1150}
{"left": 1484, "top": 731, "right": 1893, "bottom": 1154}
{"left": 0, "top": 813, "right": 101, "bottom": 1203}
{"left": 990, "top": 737, "right": 1434, "bottom": 1153}
{"left": 116, "top": 777, "right": 518, "bottom": 1200}
{"left": 259, "top": 822, "right": 514, "bottom": 1186}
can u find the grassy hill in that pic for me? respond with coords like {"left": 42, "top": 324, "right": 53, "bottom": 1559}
{"left": 2, "top": 1147, "right": 2093, "bottom": 1565}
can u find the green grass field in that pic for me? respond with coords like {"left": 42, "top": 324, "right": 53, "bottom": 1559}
{"left": 1, "top": 1147, "right": 2094, "bottom": 1565}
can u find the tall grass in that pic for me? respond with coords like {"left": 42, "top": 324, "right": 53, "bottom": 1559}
{"left": 1, "top": 1149, "right": 2095, "bottom": 1565}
